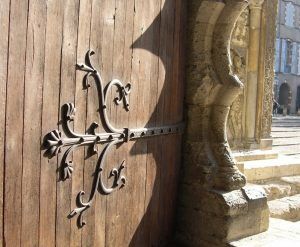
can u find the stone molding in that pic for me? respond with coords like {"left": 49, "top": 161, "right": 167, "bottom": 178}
{"left": 261, "top": 0, "right": 278, "bottom": 138}
{"left": 210, "top": 0, "right": 249, "bottom": 191}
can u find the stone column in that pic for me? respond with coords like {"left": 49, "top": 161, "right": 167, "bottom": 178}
{"left": 245, "top": 0, "right": 264, "bottom": 148}
{"left": 261, "top": 0, "right": 279, "bottom": 141}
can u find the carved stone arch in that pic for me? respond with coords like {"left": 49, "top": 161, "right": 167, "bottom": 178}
{"left": 185, "top": 0, "right": 249, "bottom": 192}
{"left": 176, "top": 1, "right": 271, "bottom": 245}
{"left": 210, "top": 0, "right": 249, "bottom": 191}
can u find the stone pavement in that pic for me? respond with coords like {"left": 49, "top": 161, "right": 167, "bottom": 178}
{"left": 230, "top": 218, "right": 300, "bottom": 247}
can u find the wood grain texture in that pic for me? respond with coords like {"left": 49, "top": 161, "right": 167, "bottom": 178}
{"left": 111, "top": 0, "right": 133, "bottom": 246}
{"left": 159, "top": 1, "right": 177, "bottom": 244}
{"left": 70, "top": 0, "right": 92, "bottom": 246}
{"left": 0, "top": 0, "right": 10, "bottom": 245}
{"left": 39, "top": 0, "right": 64, "bottom": 246}
{"left": 21, "top": 0, "right": 47, "bottom": 246}
{"left": 88, "top": 1, "right": 106, "bottom": 246}
{"left": 4, "top": 0, "right": 29, "bottom": 245}
{"left": 126, "top": 0, "right": 148, "bottom": 245}
{"left": 143, "top": 0, "right": 164, "bottom": 243}
{"left": 56, "top": 1, "right": 80, "bottom": 247}
{"left": 99, "top": 1, "right": 120, "bottom": 247}
{"left": 1, "top": 0, "right": 185, "bottom": 245}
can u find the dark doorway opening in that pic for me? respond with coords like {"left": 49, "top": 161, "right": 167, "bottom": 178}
{"left": 279, "top": 82, "right": 291, "bottom": 114}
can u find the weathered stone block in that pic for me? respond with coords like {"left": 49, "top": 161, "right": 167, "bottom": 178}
{"left": 176, "top": 186, "right": 269, "bottom": 246}
{"left": 260, "top": 138, "right": 273, "bottom": 150}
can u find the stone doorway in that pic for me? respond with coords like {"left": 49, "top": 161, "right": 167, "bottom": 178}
{"left": 279, "top": 82, "right": 292, "bottom": 114}
{"left": 296, "top": 86, "right": 300, "bottom": 112}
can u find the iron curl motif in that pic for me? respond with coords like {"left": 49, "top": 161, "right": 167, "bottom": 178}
{"left": 42, "top": 50, "right": 184, "bottom": 227}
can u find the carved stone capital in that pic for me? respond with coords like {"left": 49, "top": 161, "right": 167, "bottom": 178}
{"left": 249, "top": 0, "right": 265, "bottom": 9}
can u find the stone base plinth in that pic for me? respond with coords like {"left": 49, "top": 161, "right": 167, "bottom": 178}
{"left": 260, "top": 139, "right": 273, "bottom": 150}
{"left": 244, "top": 141, "right": 260, "bottom": 150}
{"left": 176, "top": 186, "right": 269, "bottom": 247}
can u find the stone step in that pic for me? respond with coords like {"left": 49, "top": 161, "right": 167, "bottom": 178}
{"left": 268, "top": 194, "right": 300, "bottom": 222}
{"left": 272, "top": 123, "right": 300, "bottom": 127}
{"left": 233, "top": 150, "right": 278, "bottom": 162}
{"left": 248, "top": 176, "right": 300, "bottom": 201}
{"left": 271, "top": 126, "right": 300, "bottom": 132}
{"left": 272, "top": 145, "right": 300, "bottom": 156}
{"left": 272, "top": 131, "right": 300, "bottom": 138}
{"left": 272, "top": 118, "right": 300, "bottom": 122}
{"left": 273, "top": 116, "right": 300, "bottom": 121}
{"left": 230, "top": 218, "right": 300, "bottom": 246}
{"left": 287, "top": 153, "right": 300, "bottom": 159}
{"left": 273, "top": 137, "right": 300, "bottom": 146}
{"left": 247, "top": 183, "right": 292, "bottom": 201}
{"left": 240, "top": 155, "right": 300, "bottom": 181}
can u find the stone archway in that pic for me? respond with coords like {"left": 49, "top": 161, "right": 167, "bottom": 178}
{"left": 184, "top": 0, "right": 249, "bottom": 193}
{"left": 176, "top": 0, "right": 277, "bottom": 246}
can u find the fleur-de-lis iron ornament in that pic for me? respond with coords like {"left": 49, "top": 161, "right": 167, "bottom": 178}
{"left": 42, "top": 50, "right": 184, "bottom": 227}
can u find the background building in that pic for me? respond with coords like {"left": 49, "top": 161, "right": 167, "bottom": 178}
{"left": 275, "top": 0, "right": 300, "bottom": 114}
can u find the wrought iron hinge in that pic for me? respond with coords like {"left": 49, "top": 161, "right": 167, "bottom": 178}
{"left": 42, "top": 50, "right": 184, "bottom": 227}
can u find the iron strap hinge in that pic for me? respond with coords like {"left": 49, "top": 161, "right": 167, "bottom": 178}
{"left": 42, "top": 50, "right": 184, "bottom": 227}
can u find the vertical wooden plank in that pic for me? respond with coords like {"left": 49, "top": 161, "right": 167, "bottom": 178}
{"left": 171, "top": 0, "right": 185, "bottom": 213}
{"left": 105, "top": 0, "right": 131, "bottom": 245}
{"left": 103, "top": 1, "right": 120, "bottom": 247}
{"left": 91, "top": 1, "right": 107, "bottom": 246}
{"left": 125, "top": 0, "right": 149, "bottom": 245}
{"left": 21, "top": 0, "right": 47, "bottom": 246}
{"left": 118, "top": 1, "right": 136, "bottom": 245}
{"left": 159, "top": 0, "right": 177, "bottom": 244}
{"left": 39, "top": 0, "right": 64, "bottom": 246}
{"left": 111, "top": 0, "right": 134, "bottom": 246}
{"left": 164, "top": 1, "right": 185, "bottom": 241}
{"left": 130, "top": 0, "right": 155, "bottom": 244}
{"left": 96, "top": 1, "right": 119, "bottom": 247}
{"left": 4, "top": 0, "right": 28, "bottom": 245}
{"left": 79, "top": 1, "right": 105, "bottom": 246}
{"left": 174, "top": 0, "right": 186, "bottom": 122}
{"left": 70, "top": 0, "right": 92, "bottom": 246}
{"left": 0, "top": 0, "right": 10, "bottom": 245}
{"left": 56, "top": 1, "right": 80, "bottom": 246}
{"left": 142, "top": 0, "right": 162, "bottom": 245}
{"left": 139, "top": 0, "right": 166, "bottom": 245}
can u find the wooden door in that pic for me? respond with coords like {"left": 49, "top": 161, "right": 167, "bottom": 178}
{"left": 0, "top": 0, "right": 185, "bottom": 246}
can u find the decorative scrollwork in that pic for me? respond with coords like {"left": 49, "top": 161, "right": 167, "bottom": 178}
{"left": 76, "top": 50, "right": 131, "bottom": 134}
{"left": 42, "top": 50, "right": 184, "bottom": 227}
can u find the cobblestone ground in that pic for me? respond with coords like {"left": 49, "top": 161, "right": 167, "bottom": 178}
{"left": 272, "top": 115, "right": 300, "bottom": 159}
